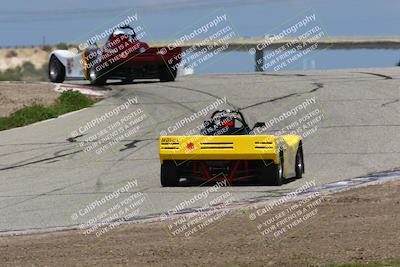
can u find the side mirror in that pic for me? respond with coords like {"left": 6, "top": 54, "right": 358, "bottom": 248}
{"left": 253, "top": 122, "right": 266, "bottom": 129}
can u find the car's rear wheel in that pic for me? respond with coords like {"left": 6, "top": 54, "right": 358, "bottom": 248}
{"left": 161, "top": 161, "right": 180, "bottom": 187}
{"left": 259, "top": 153, "right": 284, "bottom": 186}
{"left": 48, "top": 55, "right": 65, "bottom": 83}
{"left": 89, "top": 67, "right": 107, "bottom": 85}
{"left": 159, "top": 65, "right": 177, "bottom": 82}
{"left": 295, "top": 145, "right": 304, "bottom": 179}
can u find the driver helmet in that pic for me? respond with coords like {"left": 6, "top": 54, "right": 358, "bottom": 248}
{"left": 113, "top": 29, "right": 125, "bottom": 36}
{"left": 112, "top": 29, "right": 129, "bottom": 40}
{"left": 219, "top": 117, "right": 234, "bottom": 127}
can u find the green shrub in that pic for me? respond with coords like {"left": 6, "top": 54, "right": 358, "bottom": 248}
{"left": 21, "top": 61, "right": 48, "bottom": 81}
{"left": 0, "top": 90, "right": 96, "bottom": 131}
{"left": 0, "top": 62, "right": 48, "bottom": 81}
{"left": 0, "top": 61, "right": 48, "bottom": 81}
{"left": 41, "top": 45, "right": 53, "bottom": 52}
{"left": 0, "top": 67, "right": 23, "bottom": 81}
{"left": 55, "top": 43, "right": 70, "bottom": 50}
{"left": 5, "top": 50, "right": 17, "bottom": 58}
{"left": 22, "top": 61, "right": 36, "bottom": 72}
{"left": 0, "top": 103, "right": 56, "bottom": 130}
{"left": 54, "top": 90, "right": 96, "bottom": 114}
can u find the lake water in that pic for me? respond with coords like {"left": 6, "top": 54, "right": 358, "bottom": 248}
{"left": 1, "top": 0, "right": 400, "bottom": 72}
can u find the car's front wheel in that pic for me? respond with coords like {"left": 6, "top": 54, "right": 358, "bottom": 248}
{"left": 89, "top": 67, "right": 107, "bottom": 85}
{"left": 161, "top": 161, "right": 180, "bottom": 187}
{"left": 48, "top": 55, "right": 65, "bottom": 83}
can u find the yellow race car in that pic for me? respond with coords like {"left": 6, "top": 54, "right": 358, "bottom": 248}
{"left": 159, "top": 110, "right": 304, "bottom": 186}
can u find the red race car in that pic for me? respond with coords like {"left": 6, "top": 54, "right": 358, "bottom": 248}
{"left": 48, "top": 25, "right": 182, "bottom": 85}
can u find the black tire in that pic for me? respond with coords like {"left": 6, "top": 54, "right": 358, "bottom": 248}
{"left": 259, "top": 154, "right": 284, "bottom": 186}
{"left": 122, "top": 78, "right": 134, "bottom": 84}
{"left": 89, "top": 66, "right": 107, "bottom": 85}
{"left": 161, "top": 161, "right": 180, "bottom": 187}
{"left": 295, "top": 144, "right": 304, "bottom": 179}
{"left": 48, "top": 55, "right": 65, "bottom": 83}
{"left": 159, "top": 65, "right": 177, "bottom": 82}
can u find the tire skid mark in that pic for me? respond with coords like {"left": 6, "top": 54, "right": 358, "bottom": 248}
{"left": 2, "top": 86, "right": 189, "bottom": 208}
{"left": 357, "top": 71, "right": 393, "bottom": 80}
{"left": 88, "top": 87, "right": 184, "bottom": 186}
{"left": 0, "top": 150, "right": 82, "bottom": 171}
{"left": 0, "top": 179, "right": 90, "bottom": 210}
{"left": 239, "top": 93, "right": 298, "bottom": 110}
{"left": 0, "top": 143, "right": 65, "bottom": 158}
{"left": 260, "top": 73, "right": 307, "bottom": 77}
{"left": 0, "top": 141, "right": 72, "bottom": 147}
{"left": 0, "top": 143, "right": 73, "bottom": 168}
{"left": 159, "top": 84, "right": 239, "bottom": 110}
{"left": 316, "top": 124, "right": 400, "bottom": 128}
{"left": 266, "top": 124, "right": 400, "bottom": 133}
{"left": 120, "top": 140, "right": 142, "bottom": 151}
{"left": 136, "top": 89, "right": 198, "bottom": 113}
{"left": 239, "top": 82, "right": 324, "bottom": 111}
{"left": 309, "top": 82, "right": 323, "bottom": 92}
{"left": 382, "top": 99, "right": 399, "bottom": 107}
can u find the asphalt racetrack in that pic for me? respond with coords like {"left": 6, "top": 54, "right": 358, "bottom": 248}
{"left": 0, "top": 68, "right": 399, "bottom": 234}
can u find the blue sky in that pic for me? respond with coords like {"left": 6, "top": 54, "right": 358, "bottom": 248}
{"left": 1, "top": 0, "right": 400, "bottom": 46}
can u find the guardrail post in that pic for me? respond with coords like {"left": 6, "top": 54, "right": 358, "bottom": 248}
{"left": 255, "top": 49, "right": 264, "bottom": 72}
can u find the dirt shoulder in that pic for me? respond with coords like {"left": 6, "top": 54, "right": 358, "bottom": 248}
{"left": 0, "top": 82, "right": 59, "bottom": 117}
{"left": 1, "top": 179, "right": 399, "bottom": 267}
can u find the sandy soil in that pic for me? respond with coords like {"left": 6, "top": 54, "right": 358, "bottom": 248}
{"left": 0, "top": 48, "right": 49, "bottom": 71}
{"left": 1, "top": 179, "right": 399, "bottom": 267}
{"left": 0, "top": 82, "right": 59, "bottom": 117}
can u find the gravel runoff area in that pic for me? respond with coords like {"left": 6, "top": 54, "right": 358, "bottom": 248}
{"left": 0, "top": 82, "right": 59, "bottom": 117}
{"left": 1, "top": 178, "right": 399, "bottom": 267}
